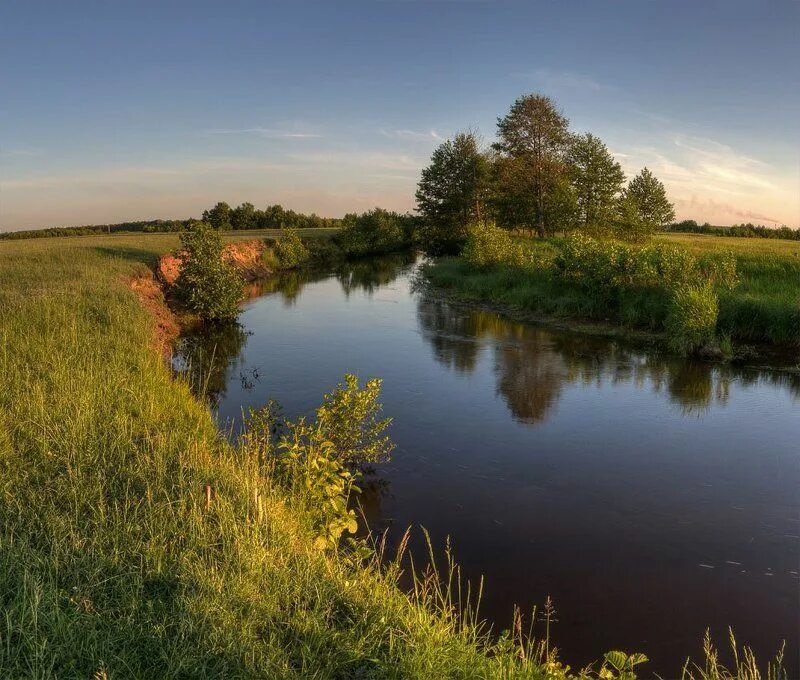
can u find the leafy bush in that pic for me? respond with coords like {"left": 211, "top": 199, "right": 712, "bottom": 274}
{"left": 242, "top": 374, "right": 392, "bottom": 550}
{"left": 666, "top": 283, "right": 720, "bottom": 354}
{"left": 462, "top": 222, "right": 528, "bottom": 269}
{"left": 174, "top": 222, "right": 244, "bottom": 322}
{"left": 315, "top": 374, "right": 394, "bottom": 467}
{"left": 336, "top": 208, "right": 415, "bottom": 257}
{"left": 555, "top": 234, "right": 738, "bottom": 295}
{"left": 274, "top": 228, "right": 310, "bottom": 269}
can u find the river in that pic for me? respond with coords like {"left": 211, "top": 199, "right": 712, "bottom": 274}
{"left": 174, "top": 254, "right": 799, "bottom": 677}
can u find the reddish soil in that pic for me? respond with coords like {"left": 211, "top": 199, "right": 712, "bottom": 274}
{"left": 157, "top": 239, "right": 269, "bottom": 287}
{"left": 129, "top": 271, "right": 181, "bottom": 357}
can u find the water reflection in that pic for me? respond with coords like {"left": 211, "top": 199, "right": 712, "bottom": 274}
{"left": 173, "top": 322, "right": 250, "bottom": 406}
{"left": 416, "top": 301, "right": 799, "bottom": 420}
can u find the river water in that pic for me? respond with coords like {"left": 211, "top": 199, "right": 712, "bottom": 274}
{"left": 175, "top": 254, "right": 799, "bottom": 677}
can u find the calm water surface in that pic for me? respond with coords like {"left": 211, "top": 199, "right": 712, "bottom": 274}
{"left": 176, "top": 255, "right": 799, "bottom": 677}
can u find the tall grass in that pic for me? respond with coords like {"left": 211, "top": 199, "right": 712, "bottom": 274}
{"left": 0, "top": 236, "right": 787, "bottom": 678}
{"left": 427, "top": 232, "right": 800, "bottom": 350}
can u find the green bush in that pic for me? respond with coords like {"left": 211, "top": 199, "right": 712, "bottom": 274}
{"left": 242, "top": 374, "right": 392, "bottom": 550}
{"left": 462, "top": 222, "right": 528, "bottom": 269}
{"left": 274, "top": 228, "right": 310, "bottom": 268}
{"left": 555, "top": 234, "right": 738, "bottom": 295}
{"left": 174, "top": 222, "right": 244, "bottom": 322}
{"left": 336, "top": 208, "right": 414, "bottom": 257}
{"left": 666, "top": 284, "right": 720, "bottom": 354}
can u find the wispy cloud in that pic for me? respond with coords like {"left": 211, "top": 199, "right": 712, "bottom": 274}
{"left": 203, "top": 127, "right": 322, "bottom": 139}
{"left": 518, "top": 68, "right": 602, "bottom": 92}
{"left": 0, "top": 147, "right": 45, "bottom": 158}
{"left": 380, "top": 128, "right": 443, "bottom": 142}
{"left": 617, "top": 132, "right": 798, "bottom": 225}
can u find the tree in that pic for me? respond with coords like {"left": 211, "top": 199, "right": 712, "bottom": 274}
{"left": 202, "top": 201, "right": 232, "bottom": 230}
{"left": 415, "top": 132, "right": 489, "bottom": 255}
{"left": 613, "top": 192, "right": 654, "bottom": 243}
{"left": 568, "top": 133, "right": 625, "bottom": 233}
{"left": 230, "top": 202, "right": 256, "bottom": 230}
{"left": 492, "top": 94, "right": 571, "bottom": 237}
{"left": 625, "top": 167, "right": 675, "bottom": 228}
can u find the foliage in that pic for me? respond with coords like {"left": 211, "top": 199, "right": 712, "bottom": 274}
{"left": 568, "top": 133, "right": 625, "bottom": 231}
{"left": 666, "top": 283, "right": 720, "bottom": 354}
{"left": 230, "top": 201, "right": 256, "bottom": 230}
{"left": 625, "top": 167, "right": 676, "bottom": 229}
{"left": 491, "top": 94, "right": 572, "bottom": 237}
{"left": 274, "top": 227, "right": 311, "bottom": 268}
{"left": 613, "top": 192, "right": 657, "bottom": 243}
{"left": 416, "top": 132, "right": 490, "bottom": 255}
{"left": 668, "top": 220, "right": 800, "bottom": 242}
{"left": 174, "top": 222, "right": 244, "bottom": 321}
{"left": 243, "top": 402, "right": 361, "bottom": 551}
{"left": 202, "top": 201, "right": 233, "bottom": 230}
{"left": 599, "top": 651, "right": 650, "bottom": 680}
{"left": 314, "top": 374, "right": 394, "bottom": 467}
{"left": 336, "top": 207, "right": 415, "bottom": 257}
{"left": 462, "top": 221, "right": 528, "bottom": 269}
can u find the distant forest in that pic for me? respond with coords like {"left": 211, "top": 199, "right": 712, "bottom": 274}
{"left": 665, "top": 219, "right": 800, "bottom": 241}
{"left": 0, "top": 203, "right": 344, "bottom": 240}
{"left": 2, "top": 203, "right": 798, "bottom": 242}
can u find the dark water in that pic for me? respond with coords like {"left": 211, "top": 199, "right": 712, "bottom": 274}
{"left": 175, "top": 255, "right": 800, "bottom": 677}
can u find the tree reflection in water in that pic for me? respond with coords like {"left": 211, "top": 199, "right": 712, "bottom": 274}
{"left": 416, "top": 294, "right": 800, "bottom": 423}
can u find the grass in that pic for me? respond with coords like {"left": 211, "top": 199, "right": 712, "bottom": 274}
{"left": 658, "top": 234, "right": 800, "bottom": 345}
{"left": 0, "top": 234, "right": 787, "bottom": 678}
{"left": 427, "top": 233, "right": 800, "bottom": 350}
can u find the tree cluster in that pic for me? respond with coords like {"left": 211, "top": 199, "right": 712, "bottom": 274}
{"left": 201, "top": 202, "right": 342, "bottom": 231}
{"left": 415, "top": 93, "right": 676, "bottom": 253}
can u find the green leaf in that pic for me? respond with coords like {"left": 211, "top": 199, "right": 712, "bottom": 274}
{"left": 604, "top": 651, "right": 629, "bottom": 671}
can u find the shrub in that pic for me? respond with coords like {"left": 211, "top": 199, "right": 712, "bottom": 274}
{"left": 462, "top": 222, "right": 527, "bottom": 269}
{"left": 174, "top": 222, "right": 244, "bottom": 322}
{"left": 274, "top": 228, "right": 310, "bottom": 269}
{"left": 315, "top": 374, "right": 394, "bottom": 467}
{"left": 336, "top": 208, "right": 414, "bottom": 257}
{"left": 242, "top": 374, "right": 393, "bottom": 550}
{"left": 666, "top": 283, "right": 720, "bottom": 354}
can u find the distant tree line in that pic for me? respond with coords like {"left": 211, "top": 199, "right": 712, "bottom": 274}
{"left": 0, "top": 219, "right": 193, "bottom": 240}
{"left": 0, "top": 203, "right": 346, "bottom": 240}
{"left": 415, "top": 93, "right": 677, "bottom": 254}
{"left": 666, "top": 220, "right": 800, "bottom": 241}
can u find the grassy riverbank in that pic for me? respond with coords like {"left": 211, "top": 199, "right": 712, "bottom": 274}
{"left": 0, "top": 234, "right": 786, "bottom": 678}
{"left": 426, "top": 232, "right": 800, "bottom": 353}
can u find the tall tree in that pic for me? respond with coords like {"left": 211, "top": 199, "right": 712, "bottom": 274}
{"left": 492, "top": 94, "right": 571, "bottom": 237}
{"left": 416, "top": 132, "right": 489, "bottom": 255}
{"left": 625, "top": 167, "right": 675, "bottom": 228}
{"left": 230, "top": 202, "right": 256, "bottom": 230}
{"left": 568, "top": 133, "right": 625, "bottom": 232}
{"left": 202, "top": 201, "right": 232, "bottom": 230}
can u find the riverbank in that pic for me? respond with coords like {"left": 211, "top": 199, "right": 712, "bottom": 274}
{"left": 0, "top": 235, "right": 574, "bottom": 678}
{"left": 0, "top": 234, "right": 786, "bottom": 678}
{"left": 423, "top": 232, "right": 800, "bottom": 366}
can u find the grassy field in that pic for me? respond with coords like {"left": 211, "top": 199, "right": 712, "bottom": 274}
{"left": 0, "top": 234, "right": 785, "bottom": 678}
{"left": 427, "top": 232, "right": 800, "bottom": 351}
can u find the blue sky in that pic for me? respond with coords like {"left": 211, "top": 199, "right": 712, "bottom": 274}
{"left": 1, "top": 0, "right": 798, "bottom": 230}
